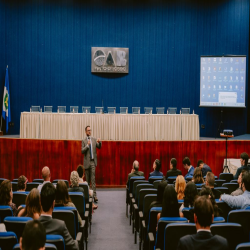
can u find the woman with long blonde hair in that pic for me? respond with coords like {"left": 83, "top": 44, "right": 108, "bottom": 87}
{"left": 175, "top": 175, "right": 186, "bottom": 200}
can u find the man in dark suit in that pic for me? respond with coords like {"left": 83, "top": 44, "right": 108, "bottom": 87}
{"left": 206, "top": 172, "right": 221, "bottom": 199}
{"left": 165, "top": 158, "right": 182, "bottom": 179}
{"left": 127, "top": 160, "right": 144, "bottom": 186}
{"left": 197, "top": 159, "right": 212, "bottom": 177}
{"left": 149, "top": 159, "right": 164, "bottom": 177}
{"left": 177, "top": 196, "right": 228, "bottom": 250}
{"left": 81, "top": 125, "right": 102, "bottom": 202}
{"left": 38, "top": 183, "right": 79, "bottom": 250}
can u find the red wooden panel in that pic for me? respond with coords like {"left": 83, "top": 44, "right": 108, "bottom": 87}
{"left": 1, "top": 138, "right": 250, "bottom": 186}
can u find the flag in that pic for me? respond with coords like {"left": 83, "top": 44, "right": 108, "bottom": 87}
{"left": 2, "top": 66, "right": 11, "bottom": 133}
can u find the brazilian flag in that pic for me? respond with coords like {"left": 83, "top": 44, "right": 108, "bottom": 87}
{"left": 2, "top": 66, "right": 11, "bottom": 133}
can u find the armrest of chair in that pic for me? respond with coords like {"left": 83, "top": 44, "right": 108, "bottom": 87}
{"left": 84, "top": 211, "right": 89, "bottom": 225}
{"left": 80, "top": 220, "right": 86, "bottom": 230}
{"left": 129, "top": 193, "right": 133, "bottom": 198}
{"left": 142, "top": 220, "right": 147, "bottom": 242}
{"left": 76, "top": 232, "right": 83, "bottom": 244}
{"left": 139, "top": 211, "right": 144, "bottom": 237}
{"left": 133, "top": 204, "right": 138, "bottom": 221}
{"left": 148, "top": 232, "right": 155, "bottom": 250}
{"left": 89, "top": 198, "right": 93, "bottom": 203}
{"left": 86, "top": 203, "right": 89, "bottom": 211}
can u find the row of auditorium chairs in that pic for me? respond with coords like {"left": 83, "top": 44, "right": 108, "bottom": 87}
{"left": 126, "top": 175, "right": 250, "bottom": 250}
{"left": 29, "top": 106, "right": 192, "bottom": 114}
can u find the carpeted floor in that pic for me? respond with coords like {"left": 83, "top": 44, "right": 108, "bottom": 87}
{"left": 87, "top": 189, "right": 138, "bottom": 250}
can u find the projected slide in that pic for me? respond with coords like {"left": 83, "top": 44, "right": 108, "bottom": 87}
{"left": 200, "top": 56, "right": 246, "bottom": 107}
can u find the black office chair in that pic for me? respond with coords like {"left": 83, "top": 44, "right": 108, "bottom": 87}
{"left": 148, "top": 176, "right": 163, "bottom": 184}
{"left": 164, "top": 223, "right": 196, "bottom": 250}
{"left": 215, "top": 179, "right": 226, "bottom": 187}
{"left": 0, "top": 232, "right": 18, "bottom": 250}
{"left": 0, "top": 205, "right": 13, "bottom": 223}
{"left": 11, "top": 182, "right": 18, "bottom": 192}
{"left": 46, "top": 235, "right": 65, "bottom": 250}
{"left": 26, "top": 182, "right": 40, "bottom": 191}
{"left": 211, "top": 223, "right": 244, "bottom": 250}
{"left": 13, "top": 243, "right": 57, "bottom": 250}
{"left": 153, "top": 180, "right": 161, "bottom": 189}
{"left": 4, "top": 217, "right": 33, "bottom": 240}
{"left": 228, "top": 210, "right": 250, "bottom": 242}
{"left": 12, "top": 192, "right": 29, "bottom": 207}
{"left": 219, "top": 173, "right": 234, "bottom": 182}
{"left": 222, "top": 183, "right": 239, "bottom": 194}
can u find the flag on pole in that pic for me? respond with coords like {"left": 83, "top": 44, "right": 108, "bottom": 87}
{"left": 2, "top": 65, "right": 11, "bottom": 133}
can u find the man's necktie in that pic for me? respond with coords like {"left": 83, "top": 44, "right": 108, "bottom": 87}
{"left": 88, "top": 137, "right": 93, "bottom": 159}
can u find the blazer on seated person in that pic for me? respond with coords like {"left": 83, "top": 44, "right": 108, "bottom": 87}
{"left": 39, "top": 215, "right": 79, "bottom": 250}
{"left": 177, "top": 230, "right": 228, "bottom": 250}
{"left": 166, "top": 168, "right": 182, "bottom": 179}
{"left": 185, "top": 166, "right": 195, "bottom": 179}
{"left": 127, "top": 170, "right": 144, "bottom": 186}
{"left": 149, "top": 170, "right": 163, "bottom": 177}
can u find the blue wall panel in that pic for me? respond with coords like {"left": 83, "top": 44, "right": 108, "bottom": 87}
{"left": 0, "top": 0, "right": 249, "bottom": 137}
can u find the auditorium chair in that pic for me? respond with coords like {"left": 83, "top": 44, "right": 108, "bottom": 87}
{"left": 166, "top": 176, "right": 177, "bottom": 184}
{"left": 0, "top": 178, "right": 7, "bottom": 185}
{"left": 78, "top": 183, "right": 92, "bottom": 233}
{"left": 13, "top": 243, "right": 57, "bottom": 250}
{"left": 215, "top": 179, "right": 227, "bottom": 187}
{"left": 182, "top": 207, "right": 194, "bottom": 222}
{"left": 126, "top": 176, "right": 145, "bottom": 217}
{"left": 133, "top": 189, "right": 157, "bottom": 243}
{"left": 210, "top": 223, "right": 244, "bottom": 250}
{"left": 185, "top": 176, "right": 193, "bottom": 182}
{"left": 12, "top": 192, "right": 29, "bottom": 207}
{"left": 230, "top": 179, "right": 238, "bottom": 183}
{"left": 0, "top": 206, "right": 13, "bottom": 223}
{"left": 163, "top": 223, "right": 196, "bottom": 250}
{"left": 32, "top": 179, "right": 44, "bottom": 183}
{"left": 219, "top": 173, "right": 234, "bottom": 182}
{"left": 228, "top": 210, "right": 250, "bottom": 242}
{"left": 139, "top": 194, "right": 157, "bottom": 250}
{"left": 46, "top": 235, "right": 65, "bottom": 250}
{"left": 0, "top": 232, "right": 18, "bottom": 250}
{"left": 4, "top": 217, "right": 33, "bottom": 240}
{"left": 153, "top": 180, "right": 161, "bottom": 189}
{"left": 52, "top": 179, "right": 69, "bottom": 188}
{"left": 26, "top": 182, "right": 40, "bottom": 191}
{"left": 195, "top": 183, "right": 204, "bottom": 188}
{"left": 142, "top": 207, "right": 162, "bottom": 250}
{"left": 11, "top": 182, "right": 18, "bottom": 192}
{"left": 214, "top": 187, "right": 229, "bottom": 194}
{"left": 216, "top": 200, "right": 232, "bottom": 221}
{"left": 222, "top": 182, "right": 239, "bottom": 194}
{"left": 12, "top": 179, "right": 18, "bottom": 182}
{"left": 148, "top": 176, "right": 163, "bottom": 184}
{"left": 236, "top": 243, "right": 250, "bottom": 250}
{"left": 52, "top": 209, "right": 84, "bottom": 250}
{"left": 148, "top": 217, "right": 188, "bottom": 250}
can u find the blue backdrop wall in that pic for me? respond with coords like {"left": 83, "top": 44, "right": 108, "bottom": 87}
{"left": 0, "top": 0, "right": 249, "bottom": 137}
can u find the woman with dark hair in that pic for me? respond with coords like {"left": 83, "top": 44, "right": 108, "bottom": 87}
{"left": 192, "top": 167, "right": 204, "bottom": 184}
{"left": 179, "top": 182, "right": 198, "bottom": 217}
{"left": 55, "top": 180, "right": 82, "bottom": 224}
{"left": 18, "top": 188, "right": 41, "bottom": 219}
{"left": 17, "top": 175, "right": 28, "bottom": 192}
{"left": 199, "top": 186, "right": 220, "bottom": 217}
{"left": 0, "top": 180, "right": 18, "bottom": 216}
{"left": 157, "top": 185, "right": 179, "bottom": 222}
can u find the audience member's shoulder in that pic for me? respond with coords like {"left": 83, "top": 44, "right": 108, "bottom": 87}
{"left": 213, "top": 234, "right": 228, "bottom": 246}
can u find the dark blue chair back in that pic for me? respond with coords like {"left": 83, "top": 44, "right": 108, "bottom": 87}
{"left": 132, "top": 180, "right": 149, "bottom": 197}
{"left": 213, "top": 217, "right": 225, "bottom": 223}
{"left": 32, "top": 179, "right": 44, "bottom": 183}
{"left": 211, "top": 223, "right": 244, "bottom": 250}
{"left": 153, "top": 180, "right": 162, "bottom": 189}
{"left": 235, "top": 243, "right": 250, "bottom": 250}
{"left": 128, "top": 176, "right": 145, "bottom": 192}
{"left": 138, "top": 189, "right": 157, "bottom": 211}
{"left": 0, "top": 205, "right": 13, "bottom": 223}
{"left": 11, "top": 182, "right": 18, "bottom": 192}
{"left": 148, "top": 176, "right": 163, "bottom": 184}
{"left": 167, "top": 176, "right": 177, "bottom": 184}
{"left": 13, "top": 243, "right": 57, "bottom": 250}
{"left": 222, "top": 183, "right": 239, "bottom": 194}
{"left": 68, "top": 192, "right": 85, "bottom": 220}
{"left": 4, "top": 217, "right": 33, "bottom": 240}
{"left": 135, "top": 184, "right": 154, "bottom": 204}
{"left": 164, "top": 223, "right": 196, "bottom": 250}
{"left": 147, "top": 207, "right": 162, "bottom": 238}
{"left": 26, "top": 182, "right": 40, "bottom": 191}
{"left": 214, "top": 187, "right": 229, "bottom": 194}
{"left": 46, "top": 234, "right": 65, "bottom": 250}
{"left": 0, "top": 232, "right": 18, "bottom": 250}
{"left": 12, "top": 192, "right": 29, "bottom": 207}
{"left": 219, "top": 173, "right": 234, "bottom": 182}
{"left": 216, "top": 200, "right": 232, "bottom": 221}
{"left": 52, "top": 179, "right": 69, "bottom": 188}
{"left": 215, "top": 179, "right": 226, "bottom": 187}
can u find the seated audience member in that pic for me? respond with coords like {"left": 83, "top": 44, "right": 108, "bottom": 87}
{"left": 175, "top": 175, "right": 186, "bottom": 200}
{"left": 127, "top": 160, "right": 144, "bottom": 186}
{"left": 221, "top": 171, "right": 250, "bottom": 209}
{"left": 157, "top": 185, "right": 179, "bottom": 222}
{"left": 234, "top": 152, "right": 250, "bottom": 179}
{"left": 20, "top": 220, "right": 46, "bottom": 250}
{"left": 205, "top": 172, "right": 221, "bottom": 199}
{"left": 39, "top": 183, "right": 79, "bottom": 250}
{"left": 17, "top": 175, "right": 28, "bottom": 192}
{"left": 231, "top": 170, "right": 246, "bottom": 196}
{"left": 37, "top": 166, "right": 53, "bottom": 192}
{"left": 199, "top": 186, "right": 220, "bottom": 217}
{"left": 149, "top": 159, "right": 163, "bottom": 177}
{"left": 0, "top": 180, "right": 18, "bottom": 216}
{"left": 55, "top": 180, "right": 82, "bottom": 223}
{"left": 145, "top": 181, "right": 168, "bottom": 224}
{"left": 192, "top": 167, "right": 204, "bottom": 184}
{"left": 165, "top": 158, "right": 182, "bottom": 179}
{"left": 183, "top": 157, "right": 194, "bottom": 179}
{"left": 18, "top": 188, "right": 41, "bottom": 219}
{"left": 197, "top": 160, "right": 212, "bottom": 177}
{"left": 179, "top": 182, "right": 198, "bottom": 217}
{"left": 177, "top": 196, "right": 228, "bottom": 250}
{"left": 77, "top": 164, "right": 94, "bottom": 197}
